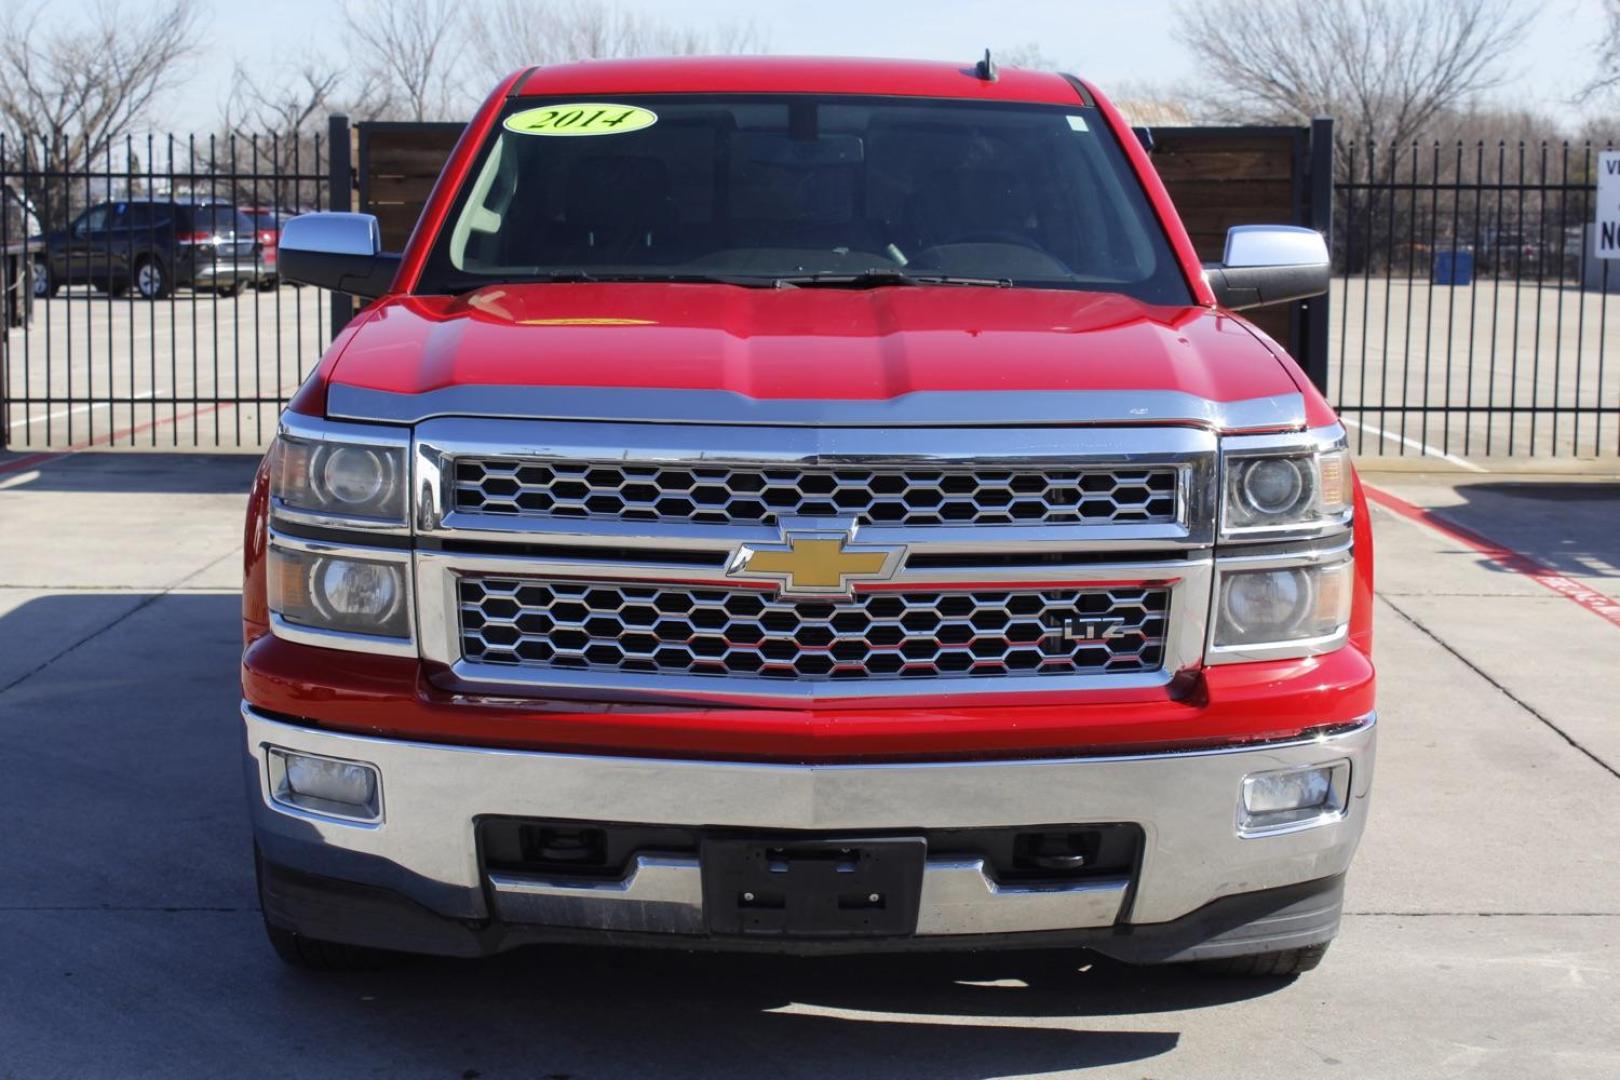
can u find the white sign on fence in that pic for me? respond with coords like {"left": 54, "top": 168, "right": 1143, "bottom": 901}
{"left": 1600, "top": 151, "right": 1620, "bottom": 259}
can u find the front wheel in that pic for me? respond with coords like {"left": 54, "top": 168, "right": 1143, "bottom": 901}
{"left": 1194, "top": 943, "right": 1329, "bottom": 977}
{"left": 134, "top": 257, "right": 169, "bottom": 300}
{"left": 262, "top": 919, "right": 396, "bottom": 972}
{"left": 33, "top": 259, "right": 58, "bottom": 298}
{"left": 255, "top": 847, "right": 396, "bottom": 971}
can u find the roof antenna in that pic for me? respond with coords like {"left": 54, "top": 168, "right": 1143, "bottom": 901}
{"left": 975, "top": 48, "right": 998, "bottom": 82}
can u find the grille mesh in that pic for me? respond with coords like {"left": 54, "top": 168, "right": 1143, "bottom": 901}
{"left": 459, "top": 578, "right": 1169, "bottom": 682}
{"left": 452, "top": 459, "right": 1179, "bottom": 528}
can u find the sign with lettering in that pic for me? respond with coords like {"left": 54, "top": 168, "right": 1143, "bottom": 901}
{"left": 1600, "top": 151, "right": 1620, "bottom": 259}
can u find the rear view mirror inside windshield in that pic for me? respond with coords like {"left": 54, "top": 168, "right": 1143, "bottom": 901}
{"left": 737, "top": 133, "right": 865, "bottom": 167}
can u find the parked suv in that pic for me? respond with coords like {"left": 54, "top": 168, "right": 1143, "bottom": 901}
{"left": 33, "top": 198, "right": 259, "bottom": 299}
{"left": 249, "top": 58, "right": 1372, "bottom": 978}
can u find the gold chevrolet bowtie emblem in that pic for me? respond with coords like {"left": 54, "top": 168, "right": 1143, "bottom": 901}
{"left": 729, "top": 524, "right": 901, "bottom": 597}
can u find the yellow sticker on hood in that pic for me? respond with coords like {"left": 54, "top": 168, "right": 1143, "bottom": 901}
{"left": 504, "top": 104, "right": 658, "bottom": 137}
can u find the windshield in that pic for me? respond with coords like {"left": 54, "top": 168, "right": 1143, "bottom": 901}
{"left": 419, "top": 95, "right": 1190, "bottom": 303}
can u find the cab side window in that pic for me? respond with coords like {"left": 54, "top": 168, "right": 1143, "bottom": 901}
{"left": 72, "top": 205, "right": 111, "bottom": 238}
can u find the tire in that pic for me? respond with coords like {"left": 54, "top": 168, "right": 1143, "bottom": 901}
{"left": 133, "top": 257, "right": 169, "bottom": 300}
{"left": 1194, "top": 943, "right": 1329, "bottom": 978}
{"left": 262, "top": 919, "right": 396, "bottom": 972}
{"left": 255, "top": 276, "right": 278, "bottom": 292}
{"left": 216, "top": 281, "right": 243, "bottom": 298}
{"left": 33, "top": 259, "right": 57, "bottom": 298}
{"left": 254, "top": 847, "right": 397, "bottom": 972}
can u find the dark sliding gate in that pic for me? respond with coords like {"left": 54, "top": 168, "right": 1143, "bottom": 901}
{"left": 0, "top": 130, "right": 334, "bottom": 451}
{"left": 6, "top": 114, "right": 1616, "bottom": 459}
{"left": 1332, "top": 138, "right": 1618, "bottom": 459}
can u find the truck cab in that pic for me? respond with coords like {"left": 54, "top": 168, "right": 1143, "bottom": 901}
{"left": 243, "top": 57, "right": 1373, "bottom": 976}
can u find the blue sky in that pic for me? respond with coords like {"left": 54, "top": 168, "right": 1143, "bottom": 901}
{"left": 50, "top": 0, "right": 1619, "bottom": 131}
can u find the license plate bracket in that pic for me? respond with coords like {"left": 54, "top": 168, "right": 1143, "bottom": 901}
{"left": 701, "top": 837, "right": 926, "bottom": 938}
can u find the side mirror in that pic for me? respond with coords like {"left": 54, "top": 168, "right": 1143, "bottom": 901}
{"left": 278, "top": 212, "right": 401, "bottom": 298}
{"left": 1205, "top": 225, "right": 1330, "bottom": 311}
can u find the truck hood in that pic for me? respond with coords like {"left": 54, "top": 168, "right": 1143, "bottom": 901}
{"left": 324, "top": 283, "right": 1305, "bottom": 427}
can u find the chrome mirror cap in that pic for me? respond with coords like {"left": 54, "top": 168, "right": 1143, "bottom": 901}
{"left": 1207, "top": 226, "right": 1331, "bottom": 312}
{"left": 280, "top": 212, "right": 383, "bottom": 258}
{"left": 1221, "top": 225, "right": 1330, "bottom": 269}
{"left": 277, "top": 212, "right": 400, "bottom": 298}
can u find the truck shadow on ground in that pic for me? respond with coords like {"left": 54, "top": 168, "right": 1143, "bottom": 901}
{"left": 1411, "top": 480, "right": 1620, "bottom": 581}
{"left": 0, "top": 450, "right": 260, "bottom": 493}
{"left": 0, "top": 589, "right": 1296, "bottom": 1079}
{"left": 251, "top": 944, "right": 1299, "bottom": 1076}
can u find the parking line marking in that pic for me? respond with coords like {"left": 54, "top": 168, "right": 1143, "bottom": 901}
{"left": 1365, "top": 484, "right": 1620, "bottom": 629}
{"left": 0, "top": 382, "right": 294, "bottom": 476}
{"left": 5, "top": 389, "right": 161, "bottom": 432}
{"left": 1344, "top": 417, "right": 1486, "bottom": 472}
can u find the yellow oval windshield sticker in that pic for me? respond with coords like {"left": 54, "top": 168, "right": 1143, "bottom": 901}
{"left": 504, "top": 104, "right": 657, "bottom": 137}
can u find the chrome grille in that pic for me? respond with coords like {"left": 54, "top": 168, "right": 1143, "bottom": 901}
{"left": 458, "top": 578, "right": 1169, "bottom": 681}
{"left": 452, "top": 459, "right": 1179, "bottom": 528}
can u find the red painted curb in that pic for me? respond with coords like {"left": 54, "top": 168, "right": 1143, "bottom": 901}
{"left": 0, "top": 451, "right": 63, "bottom": 476}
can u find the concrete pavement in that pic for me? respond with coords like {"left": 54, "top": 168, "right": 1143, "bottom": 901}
{"left": 0, "top": 452, "right": 1616, "bottom": 1079}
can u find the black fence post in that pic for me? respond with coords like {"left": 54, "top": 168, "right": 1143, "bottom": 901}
{"left": 1303, "top": 116, "right": 1335, "bottom": 395}
{"left": 327, "top": 114, "right": 353, "bottom": 340}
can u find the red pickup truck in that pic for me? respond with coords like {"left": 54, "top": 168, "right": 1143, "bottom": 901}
{"left": 243, "top": 57, "right": 1374, "bottom": 976}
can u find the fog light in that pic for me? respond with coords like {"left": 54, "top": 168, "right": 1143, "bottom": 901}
{"left": 267, "top": 747, "right": 381, "bottom": 822}
{"left": 1238, "top": 761, "right": 1348, "bottom": 835}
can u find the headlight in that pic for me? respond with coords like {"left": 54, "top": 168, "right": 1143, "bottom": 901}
{"left": 1211, "top": 554, "right": 1352, "bottom": 651}
{"left": 1222, "top": 445, "right": 1351, "bottom": 536}
{"left": 271, "top": 431, "right": 407, "bottom": 526}
{"left": 269, "top": 544, "right": 411, "bottom": 640}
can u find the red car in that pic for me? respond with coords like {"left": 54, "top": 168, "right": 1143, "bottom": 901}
{"left": 247, "top": 57, "right": 1372, "bottom": 976}
{"left": 241, "top": 205, "right": 302, "bottom": 288}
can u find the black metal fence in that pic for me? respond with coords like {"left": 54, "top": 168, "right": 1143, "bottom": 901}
{"left": 1331, "top": 139, "right": 1618, "bottom": 460}
{"left": 5, "top": 121, "right": 1620, "bottom": 460}
{"left": 0, "top": 130, "right": 334, "bottom": 451}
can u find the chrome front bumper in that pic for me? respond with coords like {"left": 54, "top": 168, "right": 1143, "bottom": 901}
{"left": 243, "top": 705, "right": 1375, "bottom": 948}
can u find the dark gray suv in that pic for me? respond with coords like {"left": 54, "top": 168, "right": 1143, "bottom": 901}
{"left": 33, "top": 199, "right": 260, "bottom": 299}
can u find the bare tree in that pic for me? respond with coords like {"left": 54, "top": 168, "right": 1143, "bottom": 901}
{"left": 0, "top": 0, "right": 201, "bottom": 199}
{"left": 465, "top": 0, "right": 764, "bottom": 84}
{"left": 224, "top": 62, "right": 345, "bottom": 139}
{"left": 1172, "top": 0, "right": 1536, "bottom": 161}
{"left": 217, "top": 60, "right": 394, "bottom": 210}
{"left": 341, "top": 0, "right": 467, "bottom": 121}
{"left": 1577, "top": 0, "right": 1620, "bottom": 102}
{"left": 992, "top": 43, "right": 1063, "bottom": 71}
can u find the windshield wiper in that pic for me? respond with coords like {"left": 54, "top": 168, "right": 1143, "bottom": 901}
{"left": 771, "top": 268, "right": 1013, "bottom": 289}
